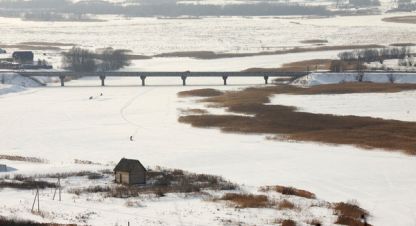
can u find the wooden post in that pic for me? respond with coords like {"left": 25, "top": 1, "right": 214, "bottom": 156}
{"left": 32, "top": 187, "right": 39, "bottom": 212}
{"left": 181, "top": 75, "right": 187, "bottom": 86}
{"left": 222, "top": 76, "right": 228, "bottom": 86}
{"left": 37, "top": 187, "right": 40, "bottom": 212}
{"left": 59, "top": 75, "right": 65, "bottom": 87}
{"left": 100, "top": 75, "right": 106, "bottom": 87}
{"left": 264, "top": 76, "right": 269, "bottom": 84}
{"left": 58, "top": 177, "right": 61, "bottom": 201}
{"left": 140, "top": 75, "right": 146, "bottom": 86}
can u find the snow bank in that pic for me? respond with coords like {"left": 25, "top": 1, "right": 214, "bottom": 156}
{"left": 293, "top": 72, "right": 416, "bottom": 87}
{"left": 0, "top": 73, "right": 43, "bottom": 95}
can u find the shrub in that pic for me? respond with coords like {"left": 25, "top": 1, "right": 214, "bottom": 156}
{"left": 277, "top": 199, "right": 296, "bottom": 210}
{"left": 0, "top": 217, "right": 76, "bottom": 226}
{"left": 219, "top": 193, "right": 269, "bottom": 208}
{"left": 281, "top": 219, "right": 296, "bottom": 226}
{"left": 260, "top": 185, "right": 316, "bottom": 199}
{"left": 333, "top": 201, "right": 371, "bottom": 226}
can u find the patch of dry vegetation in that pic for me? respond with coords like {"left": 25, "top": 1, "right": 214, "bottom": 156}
{"left": 179, "top": 108, "right": 209, "bottom": 115}
{"left": 244, "top": 59, "right": 364, "bottom": 72}
{"left": 0, "top": 217, "right": 76, "bottom": 226}
{"left": 260, "top": 185, "right": 316, "bottom": 199}
{"left": 0, "top": 175, "right": 57, "bottom": 189}
{"left": 0, "top": 155, "right": 47, "bottom": 163}
{"left": 383, "top": 16, "right": 416, "bottom": 24}
{"left": 154, "top": 44, "right": 384, "bottom": 59}
{"left": 277, "top": 199, "right": 296, "bottom": 210}
{"left": 178, "top": 83, "right": 416, "bottom": 154}
{"left": 276, "top": 219, "right": 297, "bottom": 226}
{"left": 300, "top": 39, "right": 328, "bottom": 44}
{"left": 178, "top": 88, "right": 223, "bottom": 97}
{"left": 218, "top": 193, "right": 270, "bottom": 208}
{"left": 333, "top": 202, "right": 371, "bottom": 226}
{"left": 70, "top": 168, "right": 237, "bottom": 198}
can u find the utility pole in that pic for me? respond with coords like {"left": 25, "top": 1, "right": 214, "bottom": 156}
{"left": 32, "top": 187, "right": 40, "bottom": 213}
{"left": 53, "top": 176, "right": 62, "bottom": 201}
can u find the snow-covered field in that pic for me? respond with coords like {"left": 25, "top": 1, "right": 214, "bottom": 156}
{"left": 0, "top": 13, "right": 415, "bottom": 56}
{"left": 271, "top": 90, "right": 416, "bottom": 122}
{"left": 1, "top": 77, "right": 416, "bottom": 225}
{"left": 293, "top": 72, "right": 416, "bottom": 86}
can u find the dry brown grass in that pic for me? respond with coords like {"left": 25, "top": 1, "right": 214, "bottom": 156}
{"left": 333, "top": 202, "right": 371, "bottom": 226}
{"left": 178, "top": 83, "right": 416, "bottom": 154}
{"left": 178, "top": 88, "right": 223, "bottom": 97}
{"left": 219, "top": 193, "right": 270, "bottom": 208}
{"left": 0, "top": 217, "right": 76, "bottom": 226}
{"left": 277, "top": 199, "right": 296, "bottom": 210}
{"left": 179, "top": 108, "right": 209, "bottom": 115}
{"left": 0, "top": 44, "right": 61, "bottom": 51}
{"left": 300, "top": 39, "right": 328, "bottom": 44}
{"left": 0, "top": 155, "right": 47, "bottom": 163}
{"left": 154, "top": 44, "right": 384, "bottom": 59}
{"left": 383, "top": 16, "right": 416, "bottom": 24}
{"left": 260, "top": 185, "right": 316, "bottom": 199}
{"left": 281, "top": 219, "right": 297, "bottom": 226}
{"left": 307, "top": 219, "right": 322, "bottom": 226}
{"left": 334, "top": 202, "right": 369, "bottom": 220}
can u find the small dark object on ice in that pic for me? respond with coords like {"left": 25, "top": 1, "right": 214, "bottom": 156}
{"left": 130, "top": 136, "right": 133, "bottom": 141}
{"left": 100, "top": 93, "right": 103, "bottom": 96}
{"left": 89, "top": 96, "right": 93, "bottom": 100}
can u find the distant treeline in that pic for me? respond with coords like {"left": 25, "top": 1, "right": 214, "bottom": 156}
{"left": 338, "top": 47, "right": 411, "bottom": 64}
{"left": 0, "top": 0, "right": 332, "bottom": 17}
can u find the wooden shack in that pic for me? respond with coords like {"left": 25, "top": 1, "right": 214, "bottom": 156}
{"left": 12, "top": 51, "right": 34, "bottom": 63}
{"left": 113, "top": 158, "right": 146, "bottom": 185}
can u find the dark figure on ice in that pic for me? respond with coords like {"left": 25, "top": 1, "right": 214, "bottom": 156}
{"left": 100, "top": 93, "right": 103, "bottom": 96}
{"left": 130, "top": 136, "right": 133, "bottom": 141}
{"left": 89, "top": 96, "right": 93, "bottom": 100}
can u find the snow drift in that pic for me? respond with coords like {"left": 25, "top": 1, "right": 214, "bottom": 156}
{"left": 293, "top": 72, "right": 416, "bottom": 87}
{"left": 0, "top": 73, "right": 43, "bottom": 95}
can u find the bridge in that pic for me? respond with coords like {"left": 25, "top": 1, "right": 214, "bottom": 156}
{"left": 15, "top": 71, "right": 310, "bottom": 86}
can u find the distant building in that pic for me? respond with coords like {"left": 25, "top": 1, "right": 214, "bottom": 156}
{"left": 0, "top": 164, "right": 7, "bottom": 172}
{"left": 12, "top": 51, "right": 34, "bottom": 63}
{"left": 114, "top": 158, "right": 146, "bottom": 185}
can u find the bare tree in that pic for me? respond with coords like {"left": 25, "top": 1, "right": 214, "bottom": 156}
{"left": 63, "top": 47, "right": 97, "bottom": 72}
{"left": 97, "top": 48, "right": 131, "bottom": 72}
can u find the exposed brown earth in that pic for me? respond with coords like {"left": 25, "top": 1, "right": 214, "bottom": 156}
{"left": 178, "top": 83, "right": 416, "bottom": 154}
{"left": 383, "top": 16, "right": 416, "bottom": 24}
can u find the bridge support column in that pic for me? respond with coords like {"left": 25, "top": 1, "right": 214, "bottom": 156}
{"left": 264, "top": 76, "right": 269, "bottom": 84}
{"left": 59, "top": 75, "right": 65, "bottom": 87}
{"left": 140, "top": 75, "right": 146, "bottom": 86}
{"left": 222, "top": 76, "right": 228, "bottom": 86}
{"left": 181, "top": 75, "right": 187, "bottom": 86}
{"left": 100, "top": 75, "right": 106, "bottom": 86}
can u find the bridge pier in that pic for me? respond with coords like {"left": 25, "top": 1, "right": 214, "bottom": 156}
{"left": 181, "top": 75, "right": 187, "bottom": 86}
{"left": 59, "top": 75, "right": 65, "bottom": 87}
{"left": 99, "top": 75, "right": 106, "bottom": 86}
{"left": 140, "top": 75, "right": 146, "bottom": 86}
{"left": 222, "top": 76, "right": 228, "bottom": 86}
{"left": 264, "top": 76, "right": 269, "bottom": 84}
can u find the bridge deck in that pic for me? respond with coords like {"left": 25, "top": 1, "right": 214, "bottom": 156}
{"left": 16, "top": 71, "right": 309, "bottom": 77}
